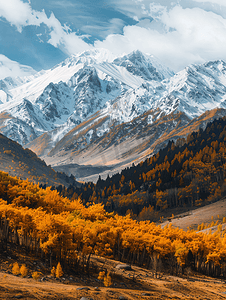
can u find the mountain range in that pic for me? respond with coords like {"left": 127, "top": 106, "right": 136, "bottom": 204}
{"left": 0, "top": 49, "right": 226, "bottom": 181}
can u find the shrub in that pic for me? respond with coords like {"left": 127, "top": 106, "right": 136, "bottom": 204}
{"left": 20, "top": 264, "right": 28, "bottom": 278}
{"left": 98, "top": 271, "right": 105, "bottom": 281}
{"left": 32, "top": 271, "right": 42, "bottom": 280}
{"left": 104, "top": 272, "right": 112, "bottom": 287}
{"left": 12, "top": 262, "right": 20, "bottom": 275}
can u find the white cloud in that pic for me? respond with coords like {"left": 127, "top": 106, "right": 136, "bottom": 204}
{"left": 82, "top": 18, "right": 125, "bottom": 39}
{"left": 0, "top": 0, "right": 91, "bottom": 53}
{"left": 0, "top": 54, "right": 35, "bottom": 80}
{"left": 108, "top": 0, "right": 150, "bottom": 20}
{"left": 95, "top": 5, "right": 226, "bottom": 71}
{"left": 0, "top": 0, "right": 39, "bottom": 32}
{"left": 1, "top": 0, "right": 226, "bottom": 73}
{"left": 44, "top": 13, "right": 92, "bottom": 54}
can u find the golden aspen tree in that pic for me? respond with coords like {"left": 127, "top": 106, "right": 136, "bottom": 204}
{"left": 20, "top": 264, "right": 28, "bottom": 278}
{"left": 32, "top": 272, "right": 42, "bottom": 280}
{"left": 12, "top": 262, "right": 20, "bottom": 275}
{"left": 104, "top": 272, "right": 112, "bottom": 287}
{"left": 56, "top": 262, "right": 64, "bottom": 278}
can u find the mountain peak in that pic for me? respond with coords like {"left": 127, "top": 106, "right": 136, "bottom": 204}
{"left": 203, "top": 59, "right": 226, "bottom": 73}
{"left": 57, "top": 48, "right": 116, "bottom": 69}
{"left": 78, "top": 48, "right": 116, "bottom": 63}
{"left": 113, "top": 50, "right": 174, "bottom": 81}
{"left": 1, "top": 50, "right": 226, "bottom": 164}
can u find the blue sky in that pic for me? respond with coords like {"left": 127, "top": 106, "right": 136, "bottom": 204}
{"left": 1, "top": 0, "right": 226, "bottom": 76}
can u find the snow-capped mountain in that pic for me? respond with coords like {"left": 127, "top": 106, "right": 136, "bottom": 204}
{"left": 1, "top": 48, "right": 226, "bottom": 181}
{"left": 0, "top": 49, "right": 173, "bottom": 145}
{"left": 103, "top": 59, "right": 226, "bottom": 125}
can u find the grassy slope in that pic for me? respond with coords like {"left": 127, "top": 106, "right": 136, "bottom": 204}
{"left": 161, "top": 198, "right": 226, "bottom": 231}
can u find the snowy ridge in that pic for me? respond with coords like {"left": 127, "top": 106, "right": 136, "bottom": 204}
{"left": 1, "top": 49, "right": 226, "bottom": 155}
{"left": 95, "top": 62, "right": 144, "bottom": 89}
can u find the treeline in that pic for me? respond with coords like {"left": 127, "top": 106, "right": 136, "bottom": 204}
{"left": 1, "top": 171, "right": 226, "bottom": 278}
{"left": 57, "top": 117, "right": 226, "bottom": 218}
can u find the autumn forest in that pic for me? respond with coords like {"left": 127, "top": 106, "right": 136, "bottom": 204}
{"left": 1, "top": 117, "right": 226, "bottom": 279}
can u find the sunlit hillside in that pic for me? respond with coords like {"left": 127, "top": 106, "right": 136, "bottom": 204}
{"left": 0, "top": 133, "right": 79, "bottom": 187}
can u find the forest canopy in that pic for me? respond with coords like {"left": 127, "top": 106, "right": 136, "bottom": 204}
{"left": 0, "top": 168, "right": 226, "bottom": 278}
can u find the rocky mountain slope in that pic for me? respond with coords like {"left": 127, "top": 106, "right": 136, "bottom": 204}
{"left": 41, "top": 108, "right": 226, "bottom": 182}
{"left": 1, "top": 49, "right": 226, "bottom": 181}
{"left": 0, "top": 49, "right": 174, "bottom": 146}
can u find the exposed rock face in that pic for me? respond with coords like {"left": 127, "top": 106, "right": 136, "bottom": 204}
{"left": 1, "top": 49, "right": 226, "bottom": 181}
{"left": 0, "top": 49, "right": 174, "bottom": 146}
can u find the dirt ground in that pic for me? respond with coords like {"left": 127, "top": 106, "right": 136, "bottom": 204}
{"left": 1, "top": 254, "right": 226, "bottom": 300}
{"left": 1, "top": 266, "right": 226, "bottom": 299}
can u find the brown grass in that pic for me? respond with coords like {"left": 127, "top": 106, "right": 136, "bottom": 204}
{"left": 161, "top": 198, "right": 226, "bottom": 232}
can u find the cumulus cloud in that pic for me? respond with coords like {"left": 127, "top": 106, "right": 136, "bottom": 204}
{"left": 1, "top": 0, "right": 226, "bottom": 72}
{"left": 0, "top": 0, "right": 91, "bottom": 54}
{"left": 43, "top": 13, "right": 92, "bottom": 54}
{"left": 0, "top": 54, "right": 35, "bottom": 80}
{"left": 95, "top": 4, "right": 226, "bottom": 71}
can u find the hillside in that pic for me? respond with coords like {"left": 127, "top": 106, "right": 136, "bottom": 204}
{"left": 53, "top": 115, "right": 226, "bottom": 223}
{"left": 161, "top": 198, "right": 226, "bottom": 232}
{"left": 1, "top": 171, "right": 226, "bottom": 300}
{"left": 41, "top": 107, "right": 226, "bottom": 182}
{"left": 0, "top": 133, "right": 79, "bottom": 187}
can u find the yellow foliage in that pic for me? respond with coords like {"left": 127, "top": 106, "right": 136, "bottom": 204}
{"left": 20, "top": 264, "right": 28, "bottom": 278}
{"left": 98, "top": 271, "right": 105, "bottom": 281}
{"left": 51, "top": 266, "right": 56, "bottom": 277}
{"left": 2, "top": 168, "right": 226, "bottom": 280}
{"left": 32, "top": 272, "right": 42, "bottom": 280}
{"left": 12, "top": 262, "right": 20, "bottom": 275}
{"left": 104, "top": 272, "right": 112, "bottom": 287}
{"left": 56, "top": 262, "right": 64, "bottom": 278}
